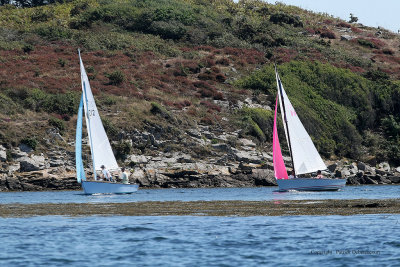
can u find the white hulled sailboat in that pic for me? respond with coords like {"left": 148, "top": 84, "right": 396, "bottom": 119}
{"left": 273, "top": 65, "right": 346, "bottom": 191}
{"left": 75, "top": 49, "right": 139, "bottom": 194}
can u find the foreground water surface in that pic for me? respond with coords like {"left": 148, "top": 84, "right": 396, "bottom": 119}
{"left": 0, "top": 186, "right": 398, "bottom": 266}
{"left": 0, "top": 185, "right": 398, "bottom": 204}
{"left": 0, "top": 215, "right": 398, "bottom": 266}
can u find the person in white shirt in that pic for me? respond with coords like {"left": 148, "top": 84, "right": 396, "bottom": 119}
{"left": 120, "top": 167, "right": 129, "bottom": 184}
{"left": 101, "top": 165, "right": 112, "bottom": 182}
{"left": 288, "top": 170, "right": 296, "bottom": 179}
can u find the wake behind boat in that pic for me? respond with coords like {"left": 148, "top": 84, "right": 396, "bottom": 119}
{"left": 75, "top": 49, "right": 139, "bottom": 195}
{"left": 273, "top": 65, "right": 346, "bottom": 191}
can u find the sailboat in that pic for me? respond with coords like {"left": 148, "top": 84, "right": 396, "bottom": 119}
{"left": 273, "top": 65, "right": 347, "bottom": 191}
{"left": 75, "top": 49, "right": 139, "bottom": 194}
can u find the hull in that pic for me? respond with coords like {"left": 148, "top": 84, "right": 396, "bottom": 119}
{"left": 82, "top": 181, "right": 139, "bottom": 195}
{"left": 276, "top": 178, "right": 346, "bottom": 191}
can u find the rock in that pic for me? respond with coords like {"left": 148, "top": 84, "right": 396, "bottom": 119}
{"left": 364, "top": 176, "right": 378, "bottom": 185}
{"left": 212, "top": 143, "right": 231, "bottom": 152}
{"left": 11, "top": 148, "right": 28, "bottom": 159}
{"left": 327, "top": 163, "right": 337, "bottom": 172}
{"left": 395, "top": 167, "right": 400, "bottom": 173}
{"left": 129, "top": 155, "right": 148, "bottom": 164}
{"left": 252, "top": 169, "right": 277, "bottom": 186}
{"left": 238, "top": 138, "right": 256, "bottom": 148}
{"left": 340, "top": 168, "right": 351, "bottom": 177}
{"left": 357, "top": 162, "right": 366, "bottom": 171}
{"left": 234, "top": 150, "right": 262, "bottom": 164}
{"left": 378, "top": 162, "right": 390, "bottom": 172}
{"left": 186, "top": 129, "right": 202, "bottom": 139}
{"left": 346, "top": 176, "right": 360, "bottom": 185}
{"left": 0, "top": 148, "right": 6, "bottom": 162}
{"left": 387, "top": 176, "right": 400, "bottom": 184}
{"left": 341, "top": 35, "right": 354, "bottom": 41}
{"left": 8, "top": 162, "right": 20, "bottom": 173}
{"left": 19, "top": 143, "right": 33, "bottom": 153}
{"left": 18, "top": 155, "right": 46, "bottom": 172}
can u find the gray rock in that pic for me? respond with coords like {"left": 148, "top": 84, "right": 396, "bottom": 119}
{"left": 8, "top": 162, "right": 20, "bottom": 173}
{"left": 11, "top": 148, "right": 28, "bottom": 159}
{"left": 187, "top": 129, "right": 202, "bottom": 139}
{"left": 341, "top": 35, "right": 354, "bottom": 41}
{"left": 0, "top": 145, "right": 6, "bottom": 162}
{"left": 18, "top": 155, "right": 46, "bottom": 172}
{"left": 212, "top": 143, "right": 231, "bottom": 152}
{"left": 387, "top": 176, "right": 400, "bottom": 183}
{"left": 327, "top": 163, "right": 337, "bottom": 172}
{"left": 238, "top": 138, "right": 256, "bottom": 147}
{"left": 378, "top": 162, "right": 390, "bottom": 172}
{"left": 357, "top": 162, "right": 366, "bottom": 171}
{"left": 19, "top": 143, "right": 33, "bottom": 153}
{"left": 129, "top": 155, "right": 148, "bottom": 164}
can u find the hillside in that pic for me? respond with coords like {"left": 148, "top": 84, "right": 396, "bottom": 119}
{"left": 1, "top": 0, "right": 400, "bottom": 190}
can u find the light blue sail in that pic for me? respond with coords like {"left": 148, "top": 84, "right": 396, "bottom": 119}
{"left": 75, "top": 94, "right": 86, "bottom": 183}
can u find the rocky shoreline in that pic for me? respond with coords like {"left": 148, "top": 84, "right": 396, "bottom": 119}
{"left": 1, "top": 116, "right": 400, "bottom": 191}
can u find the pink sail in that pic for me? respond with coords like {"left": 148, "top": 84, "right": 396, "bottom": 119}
{"left": 273, "top": 95, "right": 288, "bottom": 179}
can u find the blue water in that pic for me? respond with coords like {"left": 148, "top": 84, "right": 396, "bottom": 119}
{"left": 0, "top": 215, "right": 398, "bottom": 266}
{"left": 0, "top": 186, "right": 399, "bottom": 266}
{"left": 0, "top": 185, "right": 398, "bottom": 204}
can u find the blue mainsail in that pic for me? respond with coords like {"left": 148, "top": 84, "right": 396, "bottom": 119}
{"left": 75, "top": 94, "right": 86, "bottom": 183}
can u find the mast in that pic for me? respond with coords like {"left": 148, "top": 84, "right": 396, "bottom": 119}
{"left": 79, "top": 49, "right": 97, "bottom": 181}
{"left": 275, "top": 64, "right": 296, "bottom": 177}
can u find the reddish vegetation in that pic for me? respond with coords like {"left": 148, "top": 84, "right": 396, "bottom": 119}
{"left": 275, "top": 48, "right": 298, "bottom": 63}
{"left": 200, "top": 100, "right": 221, "bottom": 112}
{"left": 319, "top": 29, "right": 336, "bottom": 39}
{"left": 351, "top": 26, "right": 362, "bottom": 33}
{"left": 337, "top": 22, "right": 351, "bottom": 28}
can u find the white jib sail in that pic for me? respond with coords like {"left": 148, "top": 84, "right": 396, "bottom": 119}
{"left": 278, "top": 76, "right": 326, "bottom": 175}
{"left": 79, "top": 51, "right": 119, "bottom": 173}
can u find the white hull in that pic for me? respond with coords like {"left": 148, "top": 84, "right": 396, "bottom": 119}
{"left": 82, "top": 181, "right": 139, "bottom": 195}
{"left": 276, "top": 178, "right": 346, "bottom": 191}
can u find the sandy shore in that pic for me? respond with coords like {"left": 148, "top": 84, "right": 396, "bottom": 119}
{"left": 0, "top": 199, "right": 399, "bottom": 217}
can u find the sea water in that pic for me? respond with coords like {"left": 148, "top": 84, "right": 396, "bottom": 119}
{"left": 0, "top": 215, "right": 398, "bottom": 266}
{"left": 0, "top": 185, "right": 398, "bottom": 204}
{"left": 0, "top": 185, "right": 399, "bottom": 266}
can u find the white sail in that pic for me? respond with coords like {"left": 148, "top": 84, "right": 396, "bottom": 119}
{"left": 277, "top": 73, "right": 326, "bottom": 175}
{"left": 79, "top": 52, "right": 119, "bottom": 172}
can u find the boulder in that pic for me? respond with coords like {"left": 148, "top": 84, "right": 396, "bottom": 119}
{"left": 18, "top": 155, "right": 46, "bottom": 172}
{"left": 129, "top": 155, "right": 148, "bottom": 164}
{"left": 341, "top": 35, "right": 354, "bottom": 41}
{"left": 19, "top": 143, "right": 33, "bottom": 153}
{"left": 378, "top": 162, "right": 391, "bottom": 172}
{"left": 387, "top": 176, "right": 400, "bottom": 184}
{"left": 327, "top": 163, "right": 337, "bottom": 172}
{"left": 238, "top": 138, "right": 256, "bottom": 148}
{"left": 357, "top": 162, "right": 367, "bottom": 171}
{"left": 8, "top": 162, "right": 20, "bottom": 173}
{"left": 252, "top": 169, "right": 277, "bottom": 186}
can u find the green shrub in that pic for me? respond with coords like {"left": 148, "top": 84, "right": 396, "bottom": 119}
{"left": 49, "top": 117, "right": 65, "bottom": 133}
{"left": 21, "top": 137, "right": 38, "bottom": 150}
{"left": 113, "top": 141, "right": 132, "bottom": 160}
{"left": 150, "top": 102, "right": 171, "bottom": 119}
{"left": 102, "top": 118, "right": 118, "bottom": 138}
{"left": 106, "top": 70, "right": 125, "bottom": 85}
{"left": 270, "top": 12, "right": 303, "bottom": 27}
